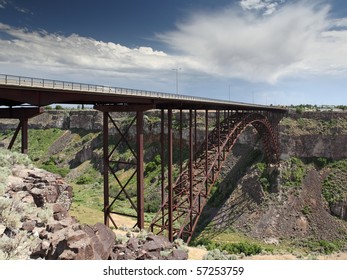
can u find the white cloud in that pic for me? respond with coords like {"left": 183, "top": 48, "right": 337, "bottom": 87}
{"left": 240, "top": 0, "right": 284, "bottom": 15}
{"left": 0, "top": 23, "right": 199, "bottom": 87}
{"left": 158, "top": 2, "right": 347, "bottom": 84}
{"left": 1, "top": 1, "right": 347, "bottom": 91}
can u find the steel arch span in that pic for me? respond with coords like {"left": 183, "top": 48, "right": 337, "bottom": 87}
{"left": 150, "top": 111, "right": 282, "bottom": 243}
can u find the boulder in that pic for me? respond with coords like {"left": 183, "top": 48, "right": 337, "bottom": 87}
{"left": 83, "top": 223, "right": 115, "bottom": 260}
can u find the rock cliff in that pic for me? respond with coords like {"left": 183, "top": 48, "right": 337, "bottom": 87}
{"left": 1, "top": 109, "right": 346, "bottom": 160}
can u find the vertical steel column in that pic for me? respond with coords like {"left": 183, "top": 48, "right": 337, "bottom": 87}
{"left": 103, "top": 112, "right": 110, "bottom": 227}
{"left": 21, "top": 118, "right": 28, "bottom": 154}
{"left": 160, "top": 109, "right": 165, "bottom": 227}
{"left": 167, "top": 108, "right": 173, "bottom": 242}
{"left": 205, "top": 110, "right": 208, "bottom": 192}
{"left": 189, "top": 109, "right": 193, "bottom": 231}
{"left": 179, "top": 109, "right": 183, "bottom": 176}
{"left": 136, "top": 111, "right": 144, "bottom": 229}
{"left": 194, "top": 110, "right": 197, "bottom": 163}
{"left": 217, "top": 110, "right": 221, "bottom": 170}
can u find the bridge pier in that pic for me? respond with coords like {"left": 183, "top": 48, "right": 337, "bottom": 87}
{"left": 95, "top": 105, "right": 153, "bottom": 230}
{"left": 0, "top": 107, "right": 43, "bottom": 154}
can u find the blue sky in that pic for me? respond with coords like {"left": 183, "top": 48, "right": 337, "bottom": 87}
{"left": 0, "top": 0, "right": 347, "bottom": 105}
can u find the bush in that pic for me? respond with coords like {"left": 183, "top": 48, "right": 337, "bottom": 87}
{"left": 281, "top": 157, "right": 307, "bottom": 187}
{"left": 76, "top": 174, "right": 94, "bottom": 185}
{"left": 192, "top": 238, "right": 263, "bottom": 256}
{"left": 303, "top": 240, "right": 341, "bottom": 255}
{"left": 0, "top": 148, "right": 31, "bottom": 169}
{"left": 203, "top": 249, "right": 238, "bottom": 260}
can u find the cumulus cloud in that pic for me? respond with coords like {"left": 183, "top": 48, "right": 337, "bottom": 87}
{"left": 0, "top": 23, "right": 198, "bottom": 87}
{"left": 158, "top": 2, "right": 347, "bottom": 83}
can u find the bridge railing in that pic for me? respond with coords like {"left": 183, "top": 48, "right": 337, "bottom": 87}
{"left": 0, "top": 73, "right": 202, "bottom": 100}
{"left": 0, "top": 73, "right": 281, "bottom": 110}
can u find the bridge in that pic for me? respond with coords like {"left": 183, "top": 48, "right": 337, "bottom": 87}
{"left": 0, "top": 74, "right": 287, "bottom": 243}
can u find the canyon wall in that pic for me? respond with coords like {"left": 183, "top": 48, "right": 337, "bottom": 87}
{"left": 0, "top": 109, "right": 346, "bottom": 160}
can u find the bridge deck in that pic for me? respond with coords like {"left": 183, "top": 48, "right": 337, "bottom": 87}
{"left": 0, "top": 74, "right": 286, "bottom": 112}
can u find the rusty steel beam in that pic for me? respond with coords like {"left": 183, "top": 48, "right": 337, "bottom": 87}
{"left": 94, "top": 104, "right": 155, "bottom": 112}
{"left": 8, "top": 122, "right": 21, "bottom": 151}
{"left": 167, "top": 108, "right": 173, "bottom": 242}
{"left": 103, "top": 112, "right": 110, "bottom": 227}
{"left": 189, "top": 109, "right": 194, "bottom": 232}
{"left": 136, "top": 110, "right": 144, "bottom": 229}
{"left": 0, "top": 107, "right": 44, "bottom": 119}
{"left": 179, "top": 109, "right": 183, "bottom": 177}
{"left": 160, "top": 109, "right": 165, "bottom": 228}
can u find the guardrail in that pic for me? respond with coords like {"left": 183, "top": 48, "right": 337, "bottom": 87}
{"left": 0, "top": 73, "right": 225, "bottom": 103}
{"left": 0, "top": 73, "right": 276, "bottom": 109}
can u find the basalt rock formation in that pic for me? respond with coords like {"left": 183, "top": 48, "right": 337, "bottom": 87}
{"left": 0, "top": 154, "right": 187, "bottom": 260}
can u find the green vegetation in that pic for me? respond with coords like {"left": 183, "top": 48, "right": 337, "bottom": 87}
{"left": 0, "top": 148, "right": 53, "bottom": 259}
{"left": 281, "top": 157, "right": 307, "bottom": 187}
{"left": 255, "top": 162, "right": 271, "bottom": 192}
{"left": 322, "top": 159, "right": 347, "bottom": 206}
{"left": 281, "top": 116, "right": 347, "bottom": 136}
{"left": 2, "top": 110, "right": 347, "bottom": 259}
{"left": 296, "top": 239, "right": 343, "bottom": 255}
{"left": 0, "top": 148, "right": 32, "bottom": 195}
{"left": 301, "top": 205, "right": 312, "bottom": 216}
{"left": 41, "top": 156, "right": 70, "bottom": 177}
{"left": 191, "top": 237, "right": 265, "bottom": 256}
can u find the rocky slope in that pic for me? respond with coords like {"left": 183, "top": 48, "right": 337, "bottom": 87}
{"left": 0, "top": 149, "right": 188, "bottom": 260}
{"left": 208, "top": 167, "right": 347, "bottom": 242}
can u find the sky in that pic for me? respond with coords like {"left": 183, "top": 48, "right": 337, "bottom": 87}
{"left": 0, "top": 0, "right": 347, "bottom": 106}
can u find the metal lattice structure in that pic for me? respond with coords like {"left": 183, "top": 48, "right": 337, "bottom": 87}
{"left": 149, "top": 110, "right": 282, "bottom": 243}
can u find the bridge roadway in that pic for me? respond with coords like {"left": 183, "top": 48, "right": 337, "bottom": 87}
{"left": 0, "top": 74, "right": 287, "bottom": 243}
{"left": 0, "top": 74, "right": 286, "bottom": 112}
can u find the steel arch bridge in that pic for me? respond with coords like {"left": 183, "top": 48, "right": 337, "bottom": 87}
{"left": 0, "top": 74, "right": 286, "bottom": 243}
{"left": 149, "top": 110, "right": 282, "bottom": 243}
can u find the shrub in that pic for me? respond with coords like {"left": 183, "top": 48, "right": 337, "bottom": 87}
{"left": 203, "top": 249, "right": 238, "bottom": 260}
{"left": 192, "top": 238, "right": 263, "bottom": 256}
{"left": 303, "top": 240, "right": 341, "bottom": 255}
{"left": 0, "top": 148, "right": 31, "bottom": 168}
{"left": 76, "top": 174, "right": 94, "bottom": 185}
{"left": 322, "top": 159, "right": 347, "bottom": 206}
{"left": 281, "top": 157, "right": 307, "bottom": 187}
{"left": 0, "top": 231, "right": 40, "bottom": 259}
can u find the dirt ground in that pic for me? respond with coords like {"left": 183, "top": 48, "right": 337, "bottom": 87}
{"left": 111, "top": 214, "right": 347, "bottom": 260}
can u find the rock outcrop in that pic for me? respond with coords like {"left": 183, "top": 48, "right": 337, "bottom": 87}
{"left": 0, "top": 159, "right": 188, "bottom": 260}
{"left": 112, "top": 233, "right": 188, "bottom": 260}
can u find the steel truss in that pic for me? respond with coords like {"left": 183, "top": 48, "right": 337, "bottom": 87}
{"left": 95, "top": 105, "right": 154, "bottom": 230}
{"left": 150, "top": 109, "right": 281, "bottom": 243}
